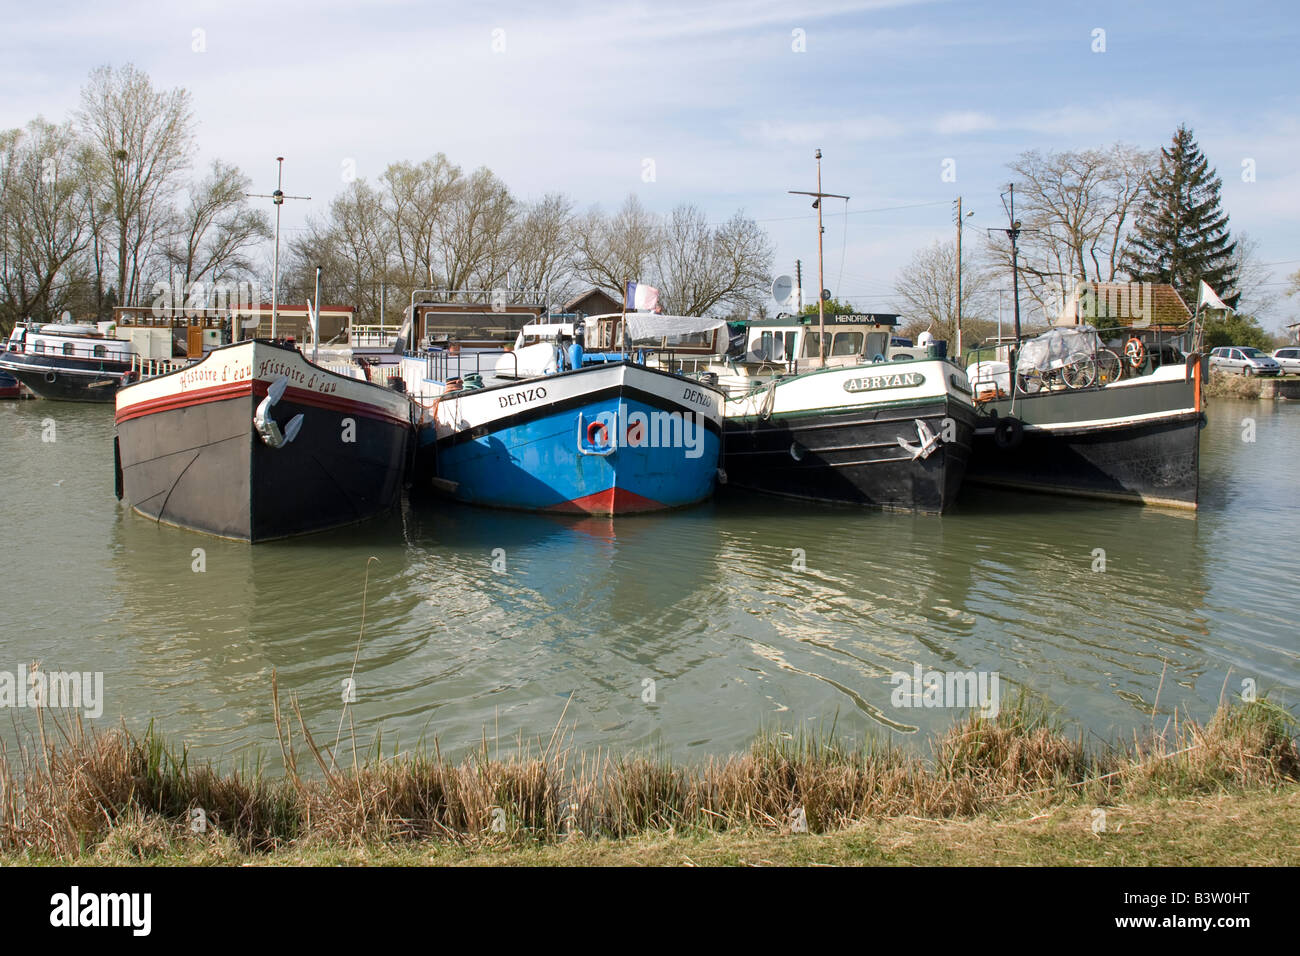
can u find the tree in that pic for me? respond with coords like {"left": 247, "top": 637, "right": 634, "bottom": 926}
{"left": 1124, "top": 125, "right": 1238, "bottom": 308}
{"left": 799, "top": 296, "right": 856, "bottom": 316}
{"left": 1202, "top": 312, "right": 1274, "bottom": 351}
{"left": 654, "top": 206, "right": 773, "bottom": 316}
{"left": 164, "top": 160, "right": 270, "bottom": 291}
{"left": 508, "top": 193, "right": 578, "bottom": 307}
{"left": 894, "top": 239, "right": 994, "bottom": 343}
{"left": 573, "top": 194, "right": 660, "bottom": 300}
{"left": 574, "top": 196, "right": 774, "bottom": 317}
{"left": 0, "top": 119, "right": 94, "bottom": 332}
{"left": 987, "top": 144, "right": 1154, "bottom": 322}
{"left": 77, "top": 64, "right": 195, "bottom": 307}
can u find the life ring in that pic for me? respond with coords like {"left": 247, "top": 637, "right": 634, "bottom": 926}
{"left": 587, "top": 420, "right": 609, "bottom": 446}
{"left": 1124, "top": 336, "right": 1147, "bottom": 370}
{"left": 44, "top": 371, "right": 56, "bottom": 384}
{"left": 993, "top": 416, "right": 1023, "bottom": 450}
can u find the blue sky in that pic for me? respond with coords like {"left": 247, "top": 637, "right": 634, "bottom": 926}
{"left": 3, "top": 0, "right": 1297, "bottom": 328}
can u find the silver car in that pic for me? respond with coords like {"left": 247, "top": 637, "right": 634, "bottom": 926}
{"left": 1208, "top": 346, "right": 1281, "bottom": 376}
{"left": 1271, "top": 347, "right": 1300, "bottom": 375}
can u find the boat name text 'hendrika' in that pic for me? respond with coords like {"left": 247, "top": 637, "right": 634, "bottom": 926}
{"left": 843, "top": 371, "right": 925, "bottom": 393}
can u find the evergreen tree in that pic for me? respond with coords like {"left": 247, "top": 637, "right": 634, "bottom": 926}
{"left": 1125, "top": 125, "right": 1238, "bottom": 308}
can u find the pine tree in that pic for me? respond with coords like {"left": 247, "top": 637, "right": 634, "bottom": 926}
{"left": 1125, "top": 125, "right": 1238, "bottom": 308}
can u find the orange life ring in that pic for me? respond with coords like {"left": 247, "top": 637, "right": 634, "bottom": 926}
{"left": 587, "top": 420, "right": 609, "bottom": 446}
{"left": 1124, "top": 336, "right": 1147, "bottom": 370}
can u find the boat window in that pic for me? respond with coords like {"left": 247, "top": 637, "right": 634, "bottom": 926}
{"left": 94, "top": 344, "right": 106, "bottom": 357}
{"left": 831, "top": 332, "right": 862, "bottom": 356}
{"left": 33, "top": 341, "right": 45, "bottom": 353}
{"left": 63, "top": 342, "right": 75, "bottom": 355}
{"left": 866, "top": 331, "right": 889, "bottom": 359}
{"left": 802, "top": 332, "right": 831, "bottom": 358}
{"left": 756, "top": 331, "right": 796, "bottom": 361}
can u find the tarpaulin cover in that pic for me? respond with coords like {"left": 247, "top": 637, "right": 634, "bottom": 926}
{"left": 1016, "top": 326, "right": 1102, "bottom": 374}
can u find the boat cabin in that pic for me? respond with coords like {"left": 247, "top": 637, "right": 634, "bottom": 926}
{"left": 737, "top": 313, "right": 911, "bottom": 370}
{"left": 6, "top": 323, "right": 134, "bottom": 362}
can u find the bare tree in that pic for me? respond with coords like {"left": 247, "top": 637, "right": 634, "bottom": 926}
{"left": 508, "top": 193, "right": 578, "bottom": 305}
{"left": 574, "top": 196, "right": 773, "bottom": 316}
{"left": 438, "top": 167, "right": 516, "bottom": 294}
{"left": 0, "top": 119, "right": 94, "bottom": 331}
{"left": 894, "top": 238, "right": 994, "bottom": 343}
{"left": 655, "top": 205, "right": 773, "bottom": 316}
{"left": 77, "top": 63, "right": 194, "bottom": 306}
{"left": 986, "top": 144, "right": 1155, "bottom": 323}
{"left": 164, "top": 160, "right": 270, "bottom": 291}
{"left": 573, "top": 194, "right": 660, "bottom": 299}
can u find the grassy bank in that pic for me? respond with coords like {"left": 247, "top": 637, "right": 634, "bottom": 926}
{"left": 1, "top": 694, "right": 1296, "bottom": 866}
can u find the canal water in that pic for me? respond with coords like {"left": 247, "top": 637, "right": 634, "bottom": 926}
{"left": 0, "top": 397, "right": 1295, "bottom": 764}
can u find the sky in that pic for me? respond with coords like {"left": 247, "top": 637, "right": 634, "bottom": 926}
{"left": 3, "top": 0, "right": 1297, "bottom": 330}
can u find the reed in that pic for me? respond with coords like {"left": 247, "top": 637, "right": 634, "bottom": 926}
{"left": 0, "top": 690, "right": 1294, "bottom": 862}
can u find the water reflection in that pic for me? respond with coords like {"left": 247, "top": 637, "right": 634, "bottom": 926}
{"left": 0, "top": 398, "right": 1295, "bottom": 765}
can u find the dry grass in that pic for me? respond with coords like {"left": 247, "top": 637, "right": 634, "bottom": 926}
{"left": 1205, "top": 370, "right": 1263, "bottom": 399}
{"left": 0, "top": 687, "right": 1294, "bottom": 863}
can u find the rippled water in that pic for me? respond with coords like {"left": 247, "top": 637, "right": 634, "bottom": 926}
{"left": 0, "top": 396, "right": 1295, "bottom": 764}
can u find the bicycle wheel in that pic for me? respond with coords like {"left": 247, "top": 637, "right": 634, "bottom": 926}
{"left": 1095, "top": 349, "right": 1123, "bottom": 384}
{"left": 1016, "top": 372, "right": 1042, "bottom": 394}
{"left": 1062, "top": 358, "right": 1097, "bottom": 389}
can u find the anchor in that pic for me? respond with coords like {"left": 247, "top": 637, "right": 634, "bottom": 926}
{"left": 254, "top": 375, "right": 304, "bottom": 448}
{"left": 897, "top": 419, "right": 940, "bottom": 460}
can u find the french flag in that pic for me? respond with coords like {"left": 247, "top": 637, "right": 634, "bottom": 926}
{"left": 625, "top": 281, "right": 659, "bottom": 312}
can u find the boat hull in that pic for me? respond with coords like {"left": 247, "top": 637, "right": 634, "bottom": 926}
{"left": 115, "top": 340, "right": 412, "bottom": 541}
{"left": 421, "top": 362, "right": 723, "bottom": 514}
{"left": 0, "top": 353, "right": 129, "bottom": 402}
{"left": 965, "top": 362, "right": 1203, "bottom": 509}
{"left": 722, "top": 360, "right": 977, "bottom": 513}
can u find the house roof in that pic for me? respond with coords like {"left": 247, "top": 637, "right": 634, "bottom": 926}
{"left": 563, "top": 288, "right": 622, "bottom": 312}
{"left": 1057, "top": 282, "right": 1192, "bottom": 328}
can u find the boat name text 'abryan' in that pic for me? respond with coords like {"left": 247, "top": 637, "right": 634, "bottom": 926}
{"left": 843, "top": 371, "right": 925, "bottom": 393}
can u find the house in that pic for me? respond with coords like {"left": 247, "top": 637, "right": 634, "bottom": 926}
{"left": 563, "top": 287, "right": 623, "bottom": 318}
{"left": 1055, "top": 281, "right": 1192, "bottom": 330}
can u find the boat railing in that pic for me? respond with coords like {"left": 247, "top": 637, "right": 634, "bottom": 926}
{"left": 349, "top": 325, "right": 403, "bottom": 347}
{"left": 965, "top": 322, "right": 1195, "bottom": 400}
{"left": 22, "top": 339, "right": 133, "bottom": 362}
{"left": 131, "top": 356, "right": 189, "bottom": 380}
{"left": 424, "top": 347, "right": 516, "bottom": 383}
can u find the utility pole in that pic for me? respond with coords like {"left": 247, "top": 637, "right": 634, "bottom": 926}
{"left": 795, "top": 259, "right": 803, "bottom": 313}
{"left": 954, "top": 197, "right": 973, "bottom": 359}
{"left": 790, "top": 149, "right": 849, "bottom": 367}
{"left": 987, "top": 183, "right": 1024, "bottom": 344}
{"left": 247, "top": 157, "right": 310, "bottom": 341}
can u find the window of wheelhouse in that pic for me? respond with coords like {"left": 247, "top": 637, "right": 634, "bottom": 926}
{"left": 756, "top": 330, "right": 797, "bottom": 361}
{"left": 866, "top": 331, "right": 889, "bottom": 359}
{"left": 802, "top": 332, "right": 831, "bottom": 358}
{"left": 33, "top": 340, "right": 45, "bottom": 353}
{"left": 831, "top": 331, "right": 862, "bottom": 356}
{"left": 93, "top": 344, "right": 106, "bottom": 357}
{"left": 62, "top": 342, "right": 75, "bottom": 355}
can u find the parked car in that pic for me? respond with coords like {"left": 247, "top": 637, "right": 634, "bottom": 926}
{"left": 1208, "top": 346, "right": 1281, "bottom": 376}
{"left": 1271, "top": 347, "right": 1300, "bottom": 375}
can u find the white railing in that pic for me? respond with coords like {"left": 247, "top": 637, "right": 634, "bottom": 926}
{"left": 131, "top": 356, "right": 189, "bottom": 379}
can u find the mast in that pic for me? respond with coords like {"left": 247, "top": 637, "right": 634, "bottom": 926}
{"left": 789, "top": 149, "right": 849, "bottom": 367}
{"left": 247, "top": 157, "right": 310, "bottom": 341}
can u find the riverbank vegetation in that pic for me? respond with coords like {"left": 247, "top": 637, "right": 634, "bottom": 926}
{"left": 1, "top": 690, "right": 1294, "bottom": 866}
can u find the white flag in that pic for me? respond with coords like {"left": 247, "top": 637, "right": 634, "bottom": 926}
{"left": 1197, "top": 280, "right": 1230, "bottom": 312}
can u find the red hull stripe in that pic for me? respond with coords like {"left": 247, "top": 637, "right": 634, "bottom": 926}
{"left": 548, "top": 486, "right": 666, "bottom": 515}
{"left": 115, "top": 379, "right": 410, "bottom": 427}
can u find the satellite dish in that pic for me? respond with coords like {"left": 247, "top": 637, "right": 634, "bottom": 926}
{"left": 61, "top": 311, "right": 72, "bottom": 324}
{"left": 771, "top": 275, "right": 794, "bottom": 308}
